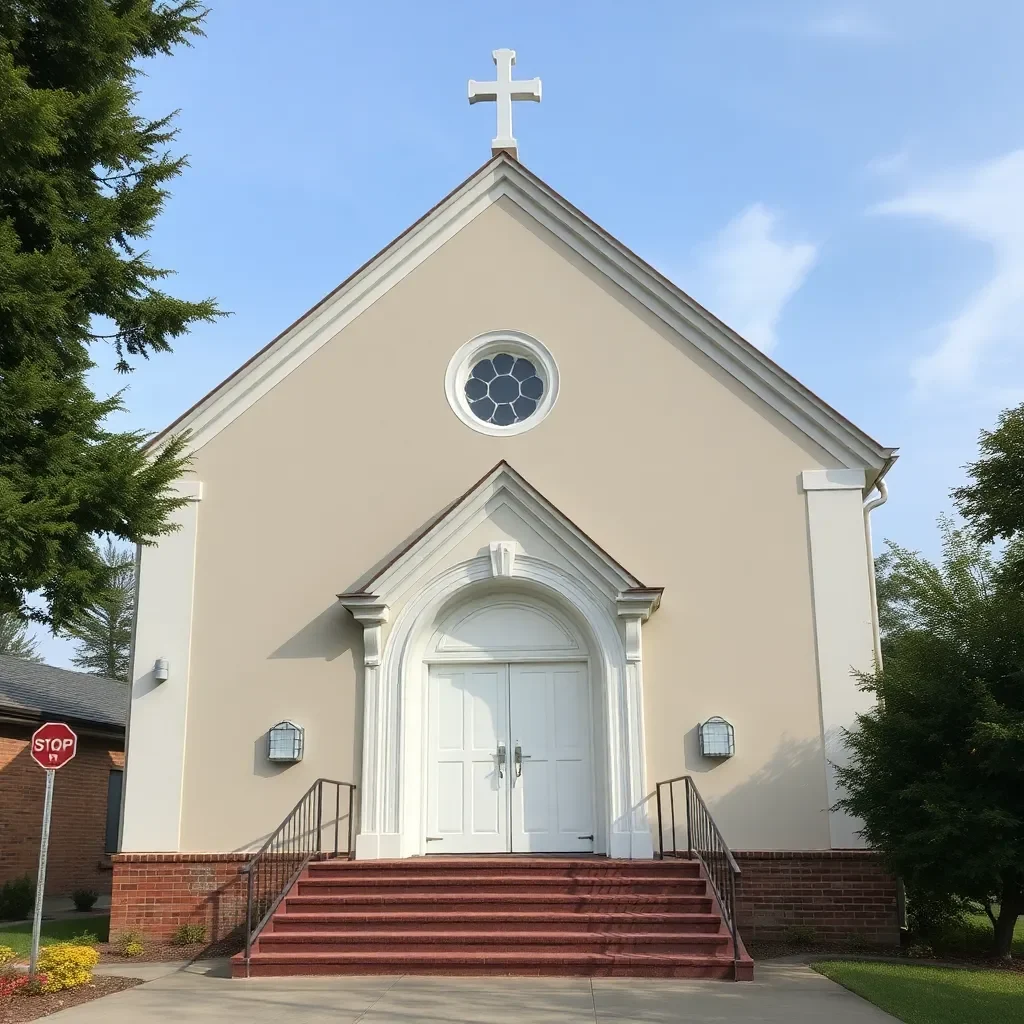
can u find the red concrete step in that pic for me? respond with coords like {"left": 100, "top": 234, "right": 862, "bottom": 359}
{"left": 296, "top": 874, "right": 708, "bottom": 897}
{"left": 283, "top": 892, "right": 716, "bottom": 914}
{"left": 270, "top": 910, "right": 724, "bottom": 934}
{"left": 255, "top": 930, "right": 731, "bottom": 955}
{"left": 234, "top": 949, "right": 742, "bottom": 979}
{"left": 306, "top": 857, "right": 703, "bottom": 877}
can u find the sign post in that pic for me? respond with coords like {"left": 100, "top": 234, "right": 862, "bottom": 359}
{"left": 27, "top": 723, "right": 78, "bottom": 977}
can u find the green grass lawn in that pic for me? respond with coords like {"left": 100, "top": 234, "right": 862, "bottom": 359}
{"left": 0, "top": 914, "right": 109, "bottom": 958}
{"left": 934, "top": 912, "right": 1024, "bottom": 957}
{"left": 814, "top": 961, "right": 1024, "bottom": 1024}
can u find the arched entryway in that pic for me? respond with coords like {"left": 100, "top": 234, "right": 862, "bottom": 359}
{"left": 338, "top": 464, "right": 662, "bottom": 862}
{"left": 422, "top": 590, "right": 600, "bottom": 854}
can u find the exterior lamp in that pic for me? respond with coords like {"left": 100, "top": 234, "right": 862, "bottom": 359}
{"left": 267, "top": 721, "right": 304, "bottom": 763}
{"left": 153, "top": 659, "right": 169, "bottom": 682}
{"left": 699, "top": 716, "right": 735, "bottom": 759}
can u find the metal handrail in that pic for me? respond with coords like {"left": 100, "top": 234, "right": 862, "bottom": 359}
{"left": 655, "top": 774, "right": 742, "bottom": 976}
{"left": 240, "top": 777, "right": 356, "bottom": 977}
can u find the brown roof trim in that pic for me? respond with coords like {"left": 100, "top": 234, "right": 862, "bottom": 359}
{"left": 498, "top": 160, "right": 894, "bottom": 460}
{"left": 337, "top": 460, "right": 647, "bottom": 601}
{"left": 151, "top": 151, "right": 894, "bottom": 464}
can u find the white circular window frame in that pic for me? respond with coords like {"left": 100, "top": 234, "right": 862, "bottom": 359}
{"left": 444, "top": 330, "right": 560, "bottom": 437}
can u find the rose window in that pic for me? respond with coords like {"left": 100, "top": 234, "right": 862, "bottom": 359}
{"left": 463, "top": 353, "right": 545, "bottom": 426}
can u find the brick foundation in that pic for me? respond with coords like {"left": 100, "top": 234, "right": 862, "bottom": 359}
{"left": 734, "top": 850, "right": 899, "bottom": 945}
{"left": 0, "top": 727, "right": 124, "bottom": 896}
{"left": 110, "top": 854, "right": 249, "bottom": 942}
{"left": 111, "top": 849, "right": 901, "bottom": 947}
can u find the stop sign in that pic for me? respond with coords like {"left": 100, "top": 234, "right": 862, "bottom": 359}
{"left": 30, "top": 722, "right": 78, "bottom": 770}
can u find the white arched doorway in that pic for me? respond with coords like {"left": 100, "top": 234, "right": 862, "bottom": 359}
{"left": 422, "top": 588, "right": 600, "bottom": 855}
{"left": 339, "top": 463, "right": 662, "bottom": 860}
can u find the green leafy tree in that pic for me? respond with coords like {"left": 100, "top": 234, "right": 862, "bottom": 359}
{"left": 0, "top": 1, "right": 221, "bottom": 628}
{"left": 63, "top": 538, "right": 134, "bottom": 680}
{"left": 954, "top": 402, "right": 1024, "bottom": 588}
{"left": 837, "top": 520, "right": 1024, "bottom": 958}
{"left": 0, "top": 611, "right": 42, "bottom": 661}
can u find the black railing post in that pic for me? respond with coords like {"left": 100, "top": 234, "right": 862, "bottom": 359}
{"left": 316, "top": 781, "right": 323, "bottom": 855}
{"left": 347, "top": 785, "right": 355, "bottom": 858}
{"left": 729, "top": 868, "right": 739, "bottom": 975}
{"left": 244, "top": 861, "right": 254, "bottom": 978}
{"left": 334, "top": 784, "right": 341, "bottom": 856}
{"left": 655, "top": 783, "right": 664, "bottom": 859}
{"left": 685, "top": 777, "right": 693, "bottom": 859}
{"left": 669, "top": 781, "right": 677, "bottom": 857}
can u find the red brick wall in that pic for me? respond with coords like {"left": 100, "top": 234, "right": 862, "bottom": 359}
{"left": 735, "top": 850, "right": 899, "bottom": 945}
{"left": 110, "top": 849, "right": 900, "bottom": 947}
{"left": 110, "top": 855, "right": 248, "bottom": 942}
{"left": 0, "top": 726, "right": 124, "bottom": 897}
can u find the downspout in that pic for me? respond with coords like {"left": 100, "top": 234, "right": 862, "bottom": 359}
{"left": 863, "top": 480, "right": 888, "bottom": 670}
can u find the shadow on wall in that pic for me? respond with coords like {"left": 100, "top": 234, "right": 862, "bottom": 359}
{"left": 268, "top": 601, "right": 358, "bottom": 662}
{"left": 651, "top": 730, "right": 829, "bottom": 854}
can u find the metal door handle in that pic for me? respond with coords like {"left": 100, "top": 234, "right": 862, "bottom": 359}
{"left": 496, "top": 742, "right": 506, "bottom": 778}
{"left": 514, "top": 744, "right": 531, "bottom": 778}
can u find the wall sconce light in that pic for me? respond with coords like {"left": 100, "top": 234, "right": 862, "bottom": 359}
{"left": 267, "top": 721, "right": 304, "bottom": 763}
{"left": 153, "top": 659, "right": 169, "bottom": 682}
{"left": 699, "top": 716, "right": 735, "bottom": 758}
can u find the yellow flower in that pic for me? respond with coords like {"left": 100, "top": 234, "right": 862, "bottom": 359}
{"left": 36, "top": 944, "right": 100, "bottom": 992}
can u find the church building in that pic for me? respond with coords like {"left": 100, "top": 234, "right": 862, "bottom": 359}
{"left": 112, "top": 51, "right": 900, "bottom": 978}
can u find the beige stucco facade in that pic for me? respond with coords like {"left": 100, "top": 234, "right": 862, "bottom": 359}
{"left": 122, "top": 166, "right": 888, "bottom": 859}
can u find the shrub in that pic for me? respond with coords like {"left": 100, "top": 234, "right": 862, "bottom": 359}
{"left": 71, "top": 889, "right": 99, "bottom": 912}
{"left": 36, "top": 944, "right": 99, "bottom": 992}
{"left": 68, "top": 930, "right": 99, "bottom": 946}
{"left": 114, "top": 931, "right": 144, "bottom": 958}
{"left": 170, "top": 923, "right": 206, "bottom": 946}
{"left": 783, "top": 924, "right": 819, "bottom": 945}
{"left": 0, "top": 875, "right": 34, "bottom": 920}
{"left": 0, "top": 946, "right": 16, "bottom": 966}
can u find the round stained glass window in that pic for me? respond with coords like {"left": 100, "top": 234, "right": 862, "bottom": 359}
{"left": 445, "top": 331, "right": 559, "bottom": 436}
{"left": 464, "top": 353, "right": 545, "bottom": 426}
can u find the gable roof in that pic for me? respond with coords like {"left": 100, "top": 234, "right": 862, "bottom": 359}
{"left": 0, "top": 655, "right": 128, "bottom": 732}
{"left": 152, "top": 155, "right": 897, "bottom": 481}
{"left": 339, "top": 460, "right": 662, "bottom": 617}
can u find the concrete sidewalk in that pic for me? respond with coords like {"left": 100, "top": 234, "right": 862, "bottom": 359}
{"left": 49, "top": 960, "right": 899, "bottom": 1022}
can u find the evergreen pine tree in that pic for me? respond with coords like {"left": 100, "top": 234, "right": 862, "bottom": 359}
{"left": 0, "top": 612, "right": 43, "bottom": 661}
{"left": 0, "top": 1, "right": 222, "bottom": 628}
{"left": 64, "top": 538, "right": 135, "bottom": 681}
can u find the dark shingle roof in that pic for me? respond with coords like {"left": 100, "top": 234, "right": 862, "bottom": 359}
{"left": 0, "top": 655, "right": 128, "bottom": 730}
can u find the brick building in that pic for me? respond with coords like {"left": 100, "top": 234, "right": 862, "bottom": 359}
{"left": 0, "top": 656, "right": 127, "bottom": 898}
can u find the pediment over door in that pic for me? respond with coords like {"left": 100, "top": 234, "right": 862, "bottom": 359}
{"left": 338, "top": 461, "right": 663, "bottom": 624}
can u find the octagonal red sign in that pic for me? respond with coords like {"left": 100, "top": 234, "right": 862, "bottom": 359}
{"left": 30, "top": 722, "right": 78, "bottom": 770}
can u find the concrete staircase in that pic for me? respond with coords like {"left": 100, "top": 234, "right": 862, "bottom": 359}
{"left": 232, "top": 857, "right": 753, "bottom": 979}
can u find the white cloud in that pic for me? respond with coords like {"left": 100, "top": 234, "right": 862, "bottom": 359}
{"left": 873, "top": 149, "right": 1024, "bottom": 392}
{"left": 805, "top": 11, "right": 886, "bottom": 40}
{"left": 700, "top": 204, "right": 818, "bottom": 353}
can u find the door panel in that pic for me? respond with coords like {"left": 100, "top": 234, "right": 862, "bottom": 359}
{"left": 510, "top": 663, "right": 594, "bottom": 853}
{"left": 426, "top": 665, "right": 508, "bottom": 853}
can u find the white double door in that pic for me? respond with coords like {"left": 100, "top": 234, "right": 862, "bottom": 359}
{"left": 426, "top": 662, "right": 594, "bottom": 854}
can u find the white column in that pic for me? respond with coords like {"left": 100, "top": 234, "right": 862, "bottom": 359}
{"left": 338, "top": 596, "right": 393, "bottom": 860}
{"left": 120, "top": 481, "right": 202, "bottom": 851}
{"left": 801, "top": 469, "right": 876, "bottom": 849}
{"left": 616, "top": 590, "right": 661, "bottom": 859}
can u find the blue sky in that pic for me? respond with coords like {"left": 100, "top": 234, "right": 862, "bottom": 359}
{"left": 33, "top": 0, "right": 1024, "bottom": 663}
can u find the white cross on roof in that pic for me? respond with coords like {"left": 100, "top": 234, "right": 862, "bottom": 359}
{"left": 468, "top": 48, "right": 541, "bottom": 160}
